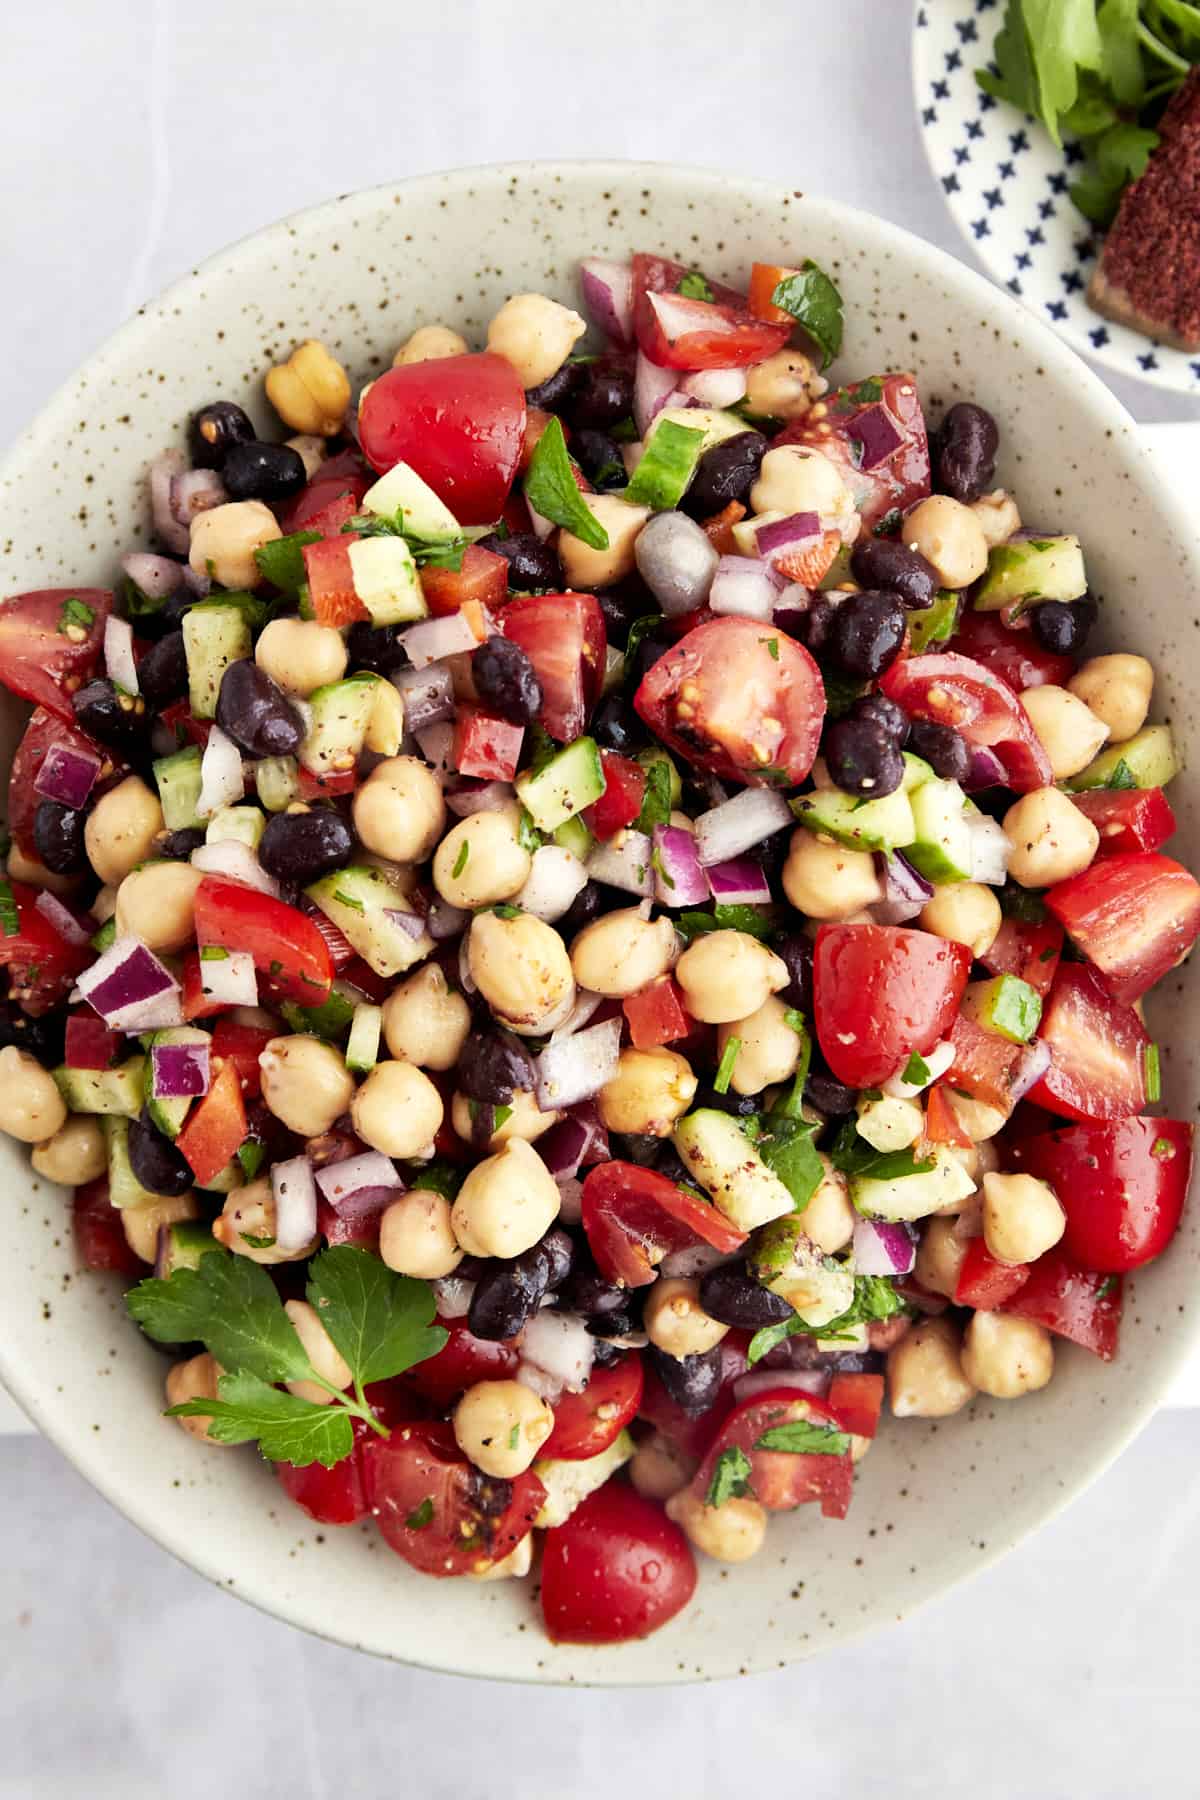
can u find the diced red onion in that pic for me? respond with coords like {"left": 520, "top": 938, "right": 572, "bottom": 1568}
{"left": 1009, "top": 1038, "right": 1052, "bottom": 1103}
{"left": 586, "top": 829, "right": 654, "bottom": 897}
{"left": 34, "top": 891, "right": 92, "bottom": 947}
{"left": 517, "top": 845, "right": 589, "bottom": 923}
{"left": 633, "top": 512, "right": 719, "bottom": 617}
{"left": 695, "top": 786, "right": 793, "bottom": 867}
{"left": 271, "top": 1156, "right": 318, "bottom": 1253}
{"left": 76, "top": 936, "right": 180, "bottom": 1031}
{"left": 121, "top": 551, "right": 185, "bottom": 601}
{"left": 579, "top": 257, "right": 634, "bottom": 345}
{"left": 415, "top": 721, "right": 456, "bottom": 774}
{"left": 193, "top": 948, "right": 258, "bottom": 1008}
{"left": 393, "top": 664, "right": 454, "bottom": 732}
{"left": 704, "top": 857, "right": 772, "bottom": 906}
{"left": 314, "top": 1151, "right": 402, "bottom": 1206}
{"left": 538, "top": 1115, "right": 594, "bottom": 1179}
{"left": 401, "top": 610, "right": 483, "bottom": 668}
{"left": 709, "top": 554, "right": 780, "bottom": 622}
{"left": 967, "top": 813, "right": 1010, "bottom": 886}
{"left": 651, "top": 825, "right": 708, "bottom": 907}
{"left": 753, "top": 512, "right": 821, "bottom": 561}
{"left": 872, "top": 852, "right": 935, "bottom": 925}
{"left": 446, "top": 781, "right": 513, "bottom": 818}
{"left": 426, "top": 893, "right": 470, "bottom": 941}
{"left": 190, "top": 839, "right": 278, "bottom": 897}
{"left": 733, "top": 1368, "right": 831, "bottom": 1404}
{"left": 431, "top": 1274, "right": 475, "bottom": 1319}
{"left": 550, "top": 989, "right": 605, "bottom": 1041}
{"left": 554, "top": 1176, "right": 584, "bottom": 1226}
{"left": 516, "top": 1361, "right": 565, "bottom": 1404}
{"left": 171, "top": 467, "right": 227, "bottom": 526}
{"left": 520, "top": 1308, "right": 595, "bottom": 1394}
{"left": 772, "top": 583, "right": 818, "bottom": 635}
{"left": 149, "top": 449, "right": 189, "bottom": 554}
{"left": 533, "top": 1016, "right": 622, "bottom": 1110}
{"left": 634, "top": 351, "right": 681, "bottom": 439}
{"left": 151, "top": 1041, "right": 211, "bottom": 1099}
{"left": 845, "top": 403, "right": 905, "bottom": 470}
{"left": 104, "top": 616, "right": 139, "bottom": 696}
{"left": 196, "top": 724, "right": 244, "bottom": 819}
{"left": 181, "top": 564, "right": 212, "bottom": 598}
{"left": 963, "top": 745, "right": 1008, "bottom": 792}
{"left": 680, "top": 366, "right": 747, "bottom": 407}
{"left": 853, "top": 1218, "right": 916, "bottom": 1276}
{"left": 660, "top": 1242, "right": 737, "bottom": 1280}
{"left": 383, "top": 906, "right": 428, "bottom": 941}
{"left": 35, "top": 742, "right": 102, "bottom": 810}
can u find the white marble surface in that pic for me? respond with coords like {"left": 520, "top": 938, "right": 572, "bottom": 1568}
{"left": 2, "top": 1, "right": 1199, "bottom": 1792}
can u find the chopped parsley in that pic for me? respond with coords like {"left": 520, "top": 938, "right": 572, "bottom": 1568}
{"left": 713, "top": 1037, "right": 742, "bottom": 1095}
{"left": 199, "top": 945, "right": 229, "bottom": 962}
{"left": 524, "top": 416, "right": 609, "bottom": 552}
{"left": 705, "top": 1445, "right": 752, "bottom": 1508}
{"left": 676, "top": 903, "right": 774, "bottom": 942}
{"left": 405, "top": 1497, "right": 434, "bottom": 1530}
{"left": 678, "top": 271, "right": 714, "bottom": 301}
{"left": 754, "top": 1420, "right": 850, "bottom": 1457}
{"left": 634, "top": 758, "right": 673, "bottom": 835}
{"left": 760, "top": 636, "right": 780, "bottom": 661}
{"left": 507, "top": 1424, "right": 521, "bottom": 1450}
{"left": 1144, "top": 1041, "right": 1162, "bottom": 1104}
{"left": 900, "top": 1051, "right": 931, "bottom": 1087}
{"left": 828, "top": 1118, "right": 935, "bottom": 1181}
{"left": 747, "top": 1274, "right": 905, "bottom": 1364}
{"left": 452, "top": 841, "right": 470, "bottom": 879}
{"left": 770, "top": 262, "right": 844, "bottom": 369}
{"left": 58, "top": 596, "right": 95, "bottom": 633}
{"left": 0, "top": 880, "right": 19, "bottom": 939}
{"left": 782, "top": 1008, "right": 807, "bottom": 1035}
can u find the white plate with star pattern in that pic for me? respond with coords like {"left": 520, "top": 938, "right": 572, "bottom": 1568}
{"left": 912, "top": 0, "right": 1200, "bottom": 395}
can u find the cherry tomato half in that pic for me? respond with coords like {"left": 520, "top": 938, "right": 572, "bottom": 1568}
{"left": 1045, "top": 851, "right": 1200, "bottom": 1005}
{"left": 362, "top": 1421, "right": 544, "bottom": 1577}
{"left": 540, "top": 1479, "right": 697, "bottom": 1644}
{"left": 880, "top": 650, "right": 1051, "bottom": 792}
{"left": 1009, "top": 1116, "right": 1193, "bottom": 1272}
{"left": 691, "top": 1389, "right": 854, "bottom": 1519}
{"left": 582, "top": 1161, "right": 747, "bottom": 1288}
{"left": 358, "top": 353, "right": 526, "bottom": 525}
{"left": 0, "top": 588, "right": 112, "bottom": 722}
{"left": 813, "top": 923, "right": 970, "bottom": 1090}
{"left": 542, "top": 1355, "right": 645, "bottom": 1461}
{"left": 775, "top": 372, "right": 930, "bottom": 531}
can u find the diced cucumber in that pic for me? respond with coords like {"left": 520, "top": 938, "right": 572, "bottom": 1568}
{"left": 158, "top": 1219, "right": 215, "bottom": 1275}
{"left": 961, "top": 974, "right": 1042, "bottom": 1043}
{"left": 645, "top": 406, "right": 748, "bottom": 453}
{"left": 103, "top": 1116, "right": 161, "bottom": 1210}
{"left": 533, "top": 1430, "right": 636, "bottom": 1530}
{"left": 748, "top": 1215, "right": 856, "bottom": 1328}
{"left": 280, "top": 983, "right": 359, "bottom": 1041}
{"left": 905, "top": 778, "right": 972, "bottom": 882}
{"left": 143, "top": 1026, "right": 212, "bottom": 1137}
{"left": 153, "top": 746, "right": 204, "bottom": 831}
{"left": 624, "top": 419, "right": 707, "bottom": 510}
{"left": 346, "top": 538, "right": 427, "bottom": 626}
{"left": 515, "top": 736, "right": 605, "bottom": 832}
{"left": 205, "top": 805, "right": 266, "bottom": 850}
{"left": 790, "top": 785, "right": 916, "bottom": 853}
{"left": 255, "top": 756, "right": 300, "bottom": 812}
{"left": 974, "top": 534, "right": 1087, "bottom": 615}
{"left": 1067, "top": 724, "right": 1180, "bottom": 792}
{"left": 553, "top": 813, "right": 595, "bottom": 863}
{"left": 300, "top": 673, "right": 383, "bottom": 777}
{"left": 362, "top": 460, "right": 462, "bottom": 539}
{"left": 906, "top": 591, "right": 959, "bottom": 652}
{"left": 901, "top": 751, "right": 937, "bottom": 792}
{"left": 854, "top": 1094, "right": 924, "bottom": 1152}
{"left": 345, "top": 1003, "right": 382, "bottom": 1073}
{"left": 182, "top": 602, "right": 252, "bottom": 720}
{"left": 672, "top": 1109, "right": 794, "bottom": 1233}
{"left": 850, "top": 1145, "right": 976, "bottom": 1223}
{"left": 305, "top": 865, "right": 432, "bottom": 978}
{"left": 54, "top": 1058, "right": 146, "bottom": 1117}
{"left": 817, "top": 542, "right": 854, "bottom": 591}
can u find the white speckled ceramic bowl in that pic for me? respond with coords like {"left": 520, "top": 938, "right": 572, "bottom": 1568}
{"left": 0, "top": 163, "right": 1197, "bottom": 1684}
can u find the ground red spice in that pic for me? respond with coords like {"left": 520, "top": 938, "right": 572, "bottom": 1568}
{"left": 1097, "top": 70, "right": 1200, "bottom": 347}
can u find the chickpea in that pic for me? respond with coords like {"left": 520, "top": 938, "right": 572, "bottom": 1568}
{"left": 188, "top": 500, "right": 281, "bottom": 591}
{"left": 255, "top": 617, "right": 347, "bottom": 697}
{"left": 351, "top": 1061, "right": 443, "bottom": 1158}
{"left": 629, "top": 1432, "right": 698, "bottom": 1502}
{"left": 265, "top": 338, "right": 351, "bottom": 436}
{"left": 382, "top": 964, "right": 470, "bottom": 1072}
{"left": 942, "top": 1137, "right": 999, "bottom": 1189}
{"left": 1068, "top": 653, "right": 1154, "bottom": 743}
{"left": 433, "top": 810, "right": 531, "bottom": 910}
{"left": 666, "top": 1488, "right": 767, "bottom": 1564}
{"left": 0, "top": 1047, "right": 66, "bottom": 1144}
{"left": 258, "top": 1035, "right": 355, "bottom": 1136}
{"left": 919, "top": 881, "right": 1002, "bottom": 958}
{"left": 750, "top": 444, "right": 851, "bottom": 520}
{"left": 114, "top": 861, "right": 204, "bottom": 954}
{"left": 903, "top": 494, "right": 989, "bottom": 589}
{"left": 744, "top": 350, "right": 826, "bottom": 421}
{"left": 450, "top": 1087, "right": 556, "bottom": 1149}
{"left": 84, "top": 776, "right": 164, "bottom": 886}
{"left": 283, "top": 1299, "right": 354, "bottom": 1406}
{"left": 379, "top": 1187, "right": 464, "bottom": 1279}
{"left": 598, "top": 1048, "right": 696, "bottom": 1136}
{"left": 558, "top": 495, "right": 651, "bottom": 590}
{"left": 675, "top": 930, "right": 788, "bottom": 1025}
{"left": 469, "top": 910, "right": 575, "bottom": 1034}
{"left": 783, "top": 830, "right": 883, "bottom": 920}
{"left": 1004, "top": 786, "right": 1099, "bottom": 888}
{"left": 970, "top": 489, "right": 1021, "bottom": 547}
{"left": 6, "top": 843, "right": 81, "bottom": 896}
{"left": 644, "top": 1277, "right": 729, "bottom": 1357}
{"left": 451, "top": 1136, "right": 561, "bottom": 1259}
{"left": 981, "top": 1171, "right": 1065, "bottom": 1267}
{"left": 394, "top": 324, "right": 469, "bottom": 366}
{"left": 211, "top": 1177, "right": 315, "bottom": 1265}
{"left": 352, "top": 756, "right": 446, "bottom": 865}
{"left": 486, "top": 293, "right": 586, "bottom": 390}
{"left": 570, "top": 908, "right": 678, "bottom": 998}
{"left": 887, "top": 1315, "right": 976, "bottom": 1418}
{"left": 946, "top": 1093, "right": 1008, "bottom": 1143}
{"left": 285, "top": 434, "right": 326, "bottom": 480}
{"left": 801, "top": 1156, "right": 856, "bottom": 1254}
{"left": 1019, "top": 684, "right": 1109, "bottom": 781}
{"left": 961, "top": 1311, "right": 1054, "bottom": 1399}
{"left": 914, "top": 1215, "right": 968, "bottom": 1300}
{"left": 31, "top": 1114, "right": 106, "bottom": 1185}
{"left": 713, "top": 994, "right": 801, "bottom": 1098}
{"left": 124, "top": 1191, "right": 199, "bottom": 1264}
{"left": 165, "top": 1352, "right": 229, "bottom": 1446}
{"left": 453, "top": 1377, "right": 555, "bottom": 1478}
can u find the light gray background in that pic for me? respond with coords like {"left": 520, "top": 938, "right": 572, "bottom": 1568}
{"left": 2, "top": 3, "right": 1198, "bottom": 1795}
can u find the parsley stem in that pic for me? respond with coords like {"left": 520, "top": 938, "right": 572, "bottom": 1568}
{"left": 1138, "top": 21, "right": 1189, "bottom": 71}
{"left": 305, "top": 1372, "right": 392, "bottom": 1439}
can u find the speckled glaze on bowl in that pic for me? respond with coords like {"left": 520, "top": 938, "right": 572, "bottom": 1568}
{"left": 0, "top": 163, "right": 1197, "bottom": 1685}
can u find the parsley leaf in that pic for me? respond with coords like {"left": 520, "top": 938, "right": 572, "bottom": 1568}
{"left": 713, "top": 1036, "right": 741, "bottom": 1095}
{"left": 756, "top": 1115, "right": 823, "bottom": 1214}
{"left": 770, "top": 262, "right": 844, "bottom": 369}
{"left": 58, "top": 596, "right": 95, "bottom": 634}
{"left": 0, "top": 880, "right": 20, "bottom": 939}
{"left": 1144, "top": 1041, "right": 1162, "bottom": 1104}
{"left": 406, "top": 1497, "right": 434, "bottom": 1530}
{"left": 678, "top": 271, "right": 714, "bottom": 301}
{"left": 705, "top": 1445, "right": 752, "bottom": 1508}
{"left": 747, "top": 1273, "right": 904, "bottom": 1364}
{"left": 634, "top": 758, "right": 673, "bottom": 835}
{"left": 827, "top": 1118, "right": 935, "bottom": 1181}
{"left": 168, "top": 1368, "right": 354, "bottom": 1468}
{"left": 306, "top": 1245, "right": 447, "bottom": 1388}
{"left": 754, "top": 1419, "right": 850, "bottom": 1456}
{"left": 1101, "top": 757, "right": 1137, "bottom": 791}
{"left": 524, "top": 416, "right": 609, "bottom": 551}
{"left": 254, "top": 530, "right": 321, "bottom": 594}
{"left": 127, "top": 1251, "right": 312, "bottom": 1385}
{"left": 675, "top": 903, "right": 774, "bottom": 942}
{"left": 900, "top": 1051, "right": 931, "bottom": 1087}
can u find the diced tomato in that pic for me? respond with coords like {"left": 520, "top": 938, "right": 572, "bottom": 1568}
{"left": 0, "top": 588, "right": 112, "bottom": 722}
{"left": 541, "top": 1480, "right": 697, "bottom": 1644}
{"left": 923, "top": 1082, "right": 973, "bottom": 1146}
{"left": 193, "top": 876, "right": 333, "bottom": 1007}
{"left": 584, "top": 751, "right": 646, "bottom": 840}
{"left": 945, "top": 1011, "right": 1024, "bottom": 1116}
{"left": 293, "top": 769, "right": 357, "bottom": 806}
{"left": 404, "top": 1318, "right": 521, "bottom": 1408}
{"left": 950, "top": 608, "right": 1074, "bottom": 693}
{"left": 451, "top": 706, "right": 524, "bottom": 782}
{"left": 813, "top": 923, "right": 970, "bottom": 1090}
{"left": 7, "top": 707, "right": 124, "bottom": 855}
{"left": 880, "top": 650, "right": 1051, "bottom": 792}
{"left": 747, "top": 261, "right": 803, "bottom": 325}
{"left": 358, "top": 353, "right": 526, "bottom": 525}
{"left": 692, "top": 1390, "right": 854, "bottom": 1520}
{"left": 302, "top": 535, "right": 368, "bottom": 628}
{"left": 581, "top": 1161, "right": 746, "bottom": 1288}
{"left": 1029, "top": 964, "right": 1150, "bottom": 1122}
{"left": 363, "top": 1420, "right": 544, "bottom": 1577}
{"left": 419, "top": 544, "right": 510, "bottom": 617}
{"left": 631, "top": 253, "right": 790, "bottom": 371}
{"left": 280, "top": 450, "right": 370, "bottom": 534}
{"left": 1071, "top": 787, "right": 1176, "bottom": 858}
{"left": 635, "top": 616, "right": 825, "bottom": 787}
{"left": 0, "top": 880, "right": 91, "bottom": 1014}
{"left": 276, "top": 1453, "right": 367, "bottom": 1526}
{"left": 1002, "top": 1251, "right": 1122, "bottom": 1360}
{"left": 700, "top": 501, "right": 746, "bottom": 556}
{"left": 64, "top": 1013, "right": 120, "bottom": 1070}
{"left": 954, "top": 1237, "right": 1030, "bottom": 1309}
{"left": 774, "top": 528, "right": 842, "bottom": 588}
{"left": 623, "top": 976, "right": 692, "bottom": 1049}
{"left": 979, "top": 917, "right": 1063, "bottom": 997}
{"left": 776, "top": 372, "right": 931, "bottom": 531}
{"left": 159, "top": 699, "right": 212, "bottom": 750}
{"left": 1009, "top": 1115, "right": 1193, "bottom": 1272}
{"left": 826, "top": 1372, "right": 885, "bottom": 1439}
{"left": 302, "top": 906, "right": 356, "bottom": 971}
{"left": 73, "top": 1178, "right": 142, "bottom": 1276}
{"left": 175, "top": 1061, "right": 247, "bottom": 1189}
{"left": 209, "top": 1017, "right": 274, "bottom": 1098}
{"left": 500, "top": 592, "right": 606, "bottom": 742}
{"left": 543, "top": 1355, "right": 645, "bottom": 1462}
{"left": 1045, "top": 852, "right": 1200, "bottom": 1005}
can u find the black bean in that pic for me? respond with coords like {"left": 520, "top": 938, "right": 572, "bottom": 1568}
{"left": 852, "top": 693, "right": 909, "bottom": 743}
{"left": 588, "top": 1310, "right": 638, "bottom": 1342}
{"left": 935, "top": 401, "right": 999, "bottom": 503}
{"left": 558, "top": 879, "right": 605, "bottom": 938}
{"left": 136, "top": 630, "right": 189, "bottom": 707}
{"left": 72, "top": 679, "right": 147, "bottom": 755}
{"left": 344, "top": 621, "right": 409, "bottom": 677}
{"left": 679, "top": 431, "right": 767, "bottom": 520}
{"left": 215, "top": 659, "right": 304, "bottom": 759}
{"left": 128, "top": 1108, "right": 194, "bottom": 1197}
{"left": 472, "top": 637, "right": 543, "bottom": 725}
{"left": 745, "top": 825, "right": 790, "bottom": 883}
{"left": 648, "top": 1344, "right": 723, "bottom": 1414}
{"left": 1071, "top": 595, "right": 1099, "bottom": 650}
{"left": 792, "top": 595, "right": 835, "bottom": 658}
{"left": 804, "top": 1065, "right": 858, "bottom": 1116}
{"left": 597, "top": 586, "right": 653, "bottom": 650}
{"left": 590, "top": 1336, "right": 625, "bottom": 1366}
{"left": 259, "top": 810, "right": 354, "bottom": 884}
{"left": 1030, "top": 594, "right": 1099, "bottom": 658}
{"left": 626, "top": 623, "right": 674, "bottom": 689}
{"left": 540, "top": 1228, "right": 576, "bottom": 1292}
{"left": 850, "top": 537, "right": 938, "bottom": 609}
{"left": 573, "top": 430, "right": 628, "bottom": 493}
{"left": 468, "top": 1236, "right": 564, "bottom": 1341}
{"left": 650, "top": 1144, "right": 692, "bottom": 1186}
{"left": 134, "top": 588, "right": 196, "bottom": 642}
{"left": 221, "top": 440, "right": 307, "bottom": 503}
{"left": 591, "top": 693, "right": 649, "bottom": 754}
{"left": 475, "top": 532, "right": 563, "bottom": 593}
{"left": 699, "top": 1264, "right": 796, "bottom": 1329}
{"left": 612, "top": 1133, "right": 660, "bottom": 1168}
{"left": 773, "top": 933, "right": 813, "bottom": 1012}
{"left": 0, "top": 999, "right": 64, "bottom": 1068}
{"left": 33, "top": 801, "right": 86, "bottom": 876}
{"left": 561, "top": 1269, "right": 630, "bottom": 1318}
{"left": 829, "top": 591, "right": 906, "bottom": 680}
{"left": 525, "top": 361, "right": 586, "bottom": 413}
{"left": 188, "top": 400, "right": 255, "bottom": 470}
{"left": 907, "top": 719, "right": 971, "bottom": 783}
{"left": 457, "top": 1030, "right": 535, "bottom": 1104}
{"left": 690, "top": 1082, "right": 759, "bottom": 1119}
{"left": 567, "top": 353, "right": 635, "bottom": 431}
{"left": 823, "top": 717, "right": 905, "bottom": 797}
{"left": 157, "top": 828, "right": 205, "bottom": 861}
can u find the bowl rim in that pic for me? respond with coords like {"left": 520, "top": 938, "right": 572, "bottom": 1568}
{"left": 1, "top": 157, "right": 1194, "bottom": 1682}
